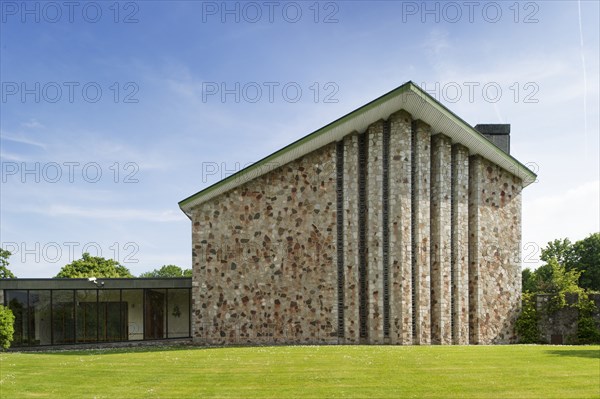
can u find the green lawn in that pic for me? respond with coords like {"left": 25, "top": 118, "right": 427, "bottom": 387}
{"left": 1, "top": 345, "right": 598, "bottom": 398}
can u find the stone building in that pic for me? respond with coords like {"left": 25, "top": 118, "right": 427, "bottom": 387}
{"left": 179, "top": 81, "right": 536, "bottom": 345}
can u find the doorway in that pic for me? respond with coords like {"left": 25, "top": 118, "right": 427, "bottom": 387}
{"left": 144, "top": 290, "right": 165, "bottom": 339}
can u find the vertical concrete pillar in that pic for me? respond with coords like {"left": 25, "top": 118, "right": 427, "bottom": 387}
{"left": 367, "top": 120, "right": 385, "bottom": 344}
{"left": 452, "top": 144, "right": 470, "bottom": 345}
{"left": 430, "top": 133, "right": 452, "bottom": 345}
{"left": 343, "top": 133, "right": 360, "bottom": 343}
{"left": 412, "top": 120, "right": 431, "bottom": 345}
{"left": 388, "top": 110, "right": 413, "bottom": 345}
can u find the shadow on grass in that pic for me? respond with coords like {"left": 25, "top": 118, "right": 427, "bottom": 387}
{"left": 14, "top": 343, "right": 292, "bottom": 356}
{"left": 13, "top": 344, "right": 205, "bottom": 356}
{"left": 544, "top": 348, "right": 600, "bottom": 359}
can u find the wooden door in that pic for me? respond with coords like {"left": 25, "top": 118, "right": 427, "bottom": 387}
{"left": 144, "top": 290, "right": 165, "bottom": 339}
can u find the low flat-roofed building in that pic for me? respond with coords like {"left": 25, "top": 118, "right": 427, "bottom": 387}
{"left": 0, "top": 278, "right": 191, "bottom": 348}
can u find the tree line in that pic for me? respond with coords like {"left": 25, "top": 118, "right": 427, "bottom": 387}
{"left": 517, "top": 233, "right": 600, "bottom": 344}
{"left": 0, "top": 248, "right": 192, "bottom": 279}
{"left": 522, "top": 233, "right": 599, "bottom": 294}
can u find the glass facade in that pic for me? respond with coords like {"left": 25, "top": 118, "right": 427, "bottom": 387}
{"left": 4, "top": 287, "right": 191, "bottom": 347}
{"left": 167, "top": 289, "right": 191, "bottom": 338}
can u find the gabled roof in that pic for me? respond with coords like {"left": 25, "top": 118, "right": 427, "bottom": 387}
{"left": 179, "top": 81, "right": 537, "bottom": 216}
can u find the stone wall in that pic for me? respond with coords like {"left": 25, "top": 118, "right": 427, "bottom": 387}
{"left": 190, "top": 109, "right": 525, "bottom": 346}
{"left": 536, "top": 293, "right": 600, "bottom": 344}
{"left": 430, "top": 133, "right": 452, "bottom": 345}
{"left": 469, "top": 156, "right": 523, "bottom": 344}
{"left": 191, "top": 144, "right": 338, "bottom": 345}
{"left": 388, "top": 111, "right": 413, "bottom": 345}
{"left": 342, "top": 133, "right": 360, "bottom": 343}
{"left": 451, "top": 145, "right": 470, "bottom": 345}
{"left": 412, "top": 120, "right": 432, "bottom": 345}
{"left": 367, "top": 121, "right": 385, "bottom": 343}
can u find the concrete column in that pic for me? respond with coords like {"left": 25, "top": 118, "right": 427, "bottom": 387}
{"left": 367, "top": 120, "right": 385, "bottom": 344}
{"left": 413, "top": 120, "right": 431, "bottom": 345}
{"left": 452, "top": 144, "right": 470, "bottom": 345}
{"left": 343, "top": 133, "right": 360, "bottom": 343}
{"left": 430, "top": 133, "right": 452, "bottom": 345}
{"left": 388, "top": 110, "right": 413, "bottom": 345}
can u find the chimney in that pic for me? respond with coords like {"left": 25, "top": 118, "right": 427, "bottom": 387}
{"left": 474, "top": 124, "right": 510, "bottom": 154}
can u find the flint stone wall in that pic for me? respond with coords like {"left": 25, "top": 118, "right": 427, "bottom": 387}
{"left": 190, "top": 110, "right": 524, "bottom": 345}
{"left": 192, "top": 144, "right": 338, "bottom": 345}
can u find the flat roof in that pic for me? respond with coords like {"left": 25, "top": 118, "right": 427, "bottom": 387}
{"left": 0, "top": 278, "right": 192, "bottom": 290}
{"left": 179, "top": 81, "right": 537, "bottom": 217}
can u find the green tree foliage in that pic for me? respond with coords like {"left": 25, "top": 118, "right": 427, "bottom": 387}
{"left": 0, "top": 305, "right": 15, "bottom": 350}
{"left": 543, "top": 259, "right": 584, "bottom": 311}
{"left": 515, "top": 293, "right": 540, "bottom": 343}
{"left": 569, "top": 233, "right": 600, "bottom": 291}
{"left": 55, "top": 253, "right": 133, "bottom": 278}
{"left": 521, "top": 268, "right": 537, "bottom": 293}
{"left": 522, "top": 233, "right": 600, "bottom": 293}
{"left": 518, "top": 237, "right": 600, "bottom": 344}
{"left": 0, "top": 248, "right": 16, "bottom": 279}
{"left": 139, "top": 265, "right": 192, "bottom": 278}
{"left": 540, "top": 238, "right": 574, "bottom": 265}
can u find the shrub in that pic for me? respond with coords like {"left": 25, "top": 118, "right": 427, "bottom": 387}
{"left": 576, "top": 314, "right": 600, "bottom": 344}
{"left": 516, "top": 293, "right": 541, "bottom": 343}
{"left": 0, "top": 305, "right": 15, "bottom": 350}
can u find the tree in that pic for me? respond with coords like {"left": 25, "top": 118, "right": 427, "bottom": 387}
{"left": 543, "top": 258, "right": 583, "bottom": 308}
{"left": 540, "top": 238, "right": 574, "bottom": 266}
{"left": 529, "top": 234, "right": 600, "bottom": 292}
{"left": 55, "top": 253, "right": 133, "bottom": 278}
{"left": 518, "top": 235, "right": 600, "bottom": 343}
{"left": 139, "top": 265, "right": 192, "bottom": 278}
{"left": 521, "top": 268, "right": 536, "bottom": 293}
{"left": 568, "top": 233, "right": 600, "bottom": 291}
{"left": 0, "top": 248, "right": 16, "bottom": 279}
{"left": 0, "top": 305, "right": 15, "bottom": 350}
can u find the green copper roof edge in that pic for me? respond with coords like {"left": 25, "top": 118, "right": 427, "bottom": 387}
{"left": 179, "top": 81, "right": 537, "bottom": 211}
{"left": 178, "top": 81, "right": 414, "bottom": 208}
{"left": 408, "top": 83, "right": 538, "bottom": 182}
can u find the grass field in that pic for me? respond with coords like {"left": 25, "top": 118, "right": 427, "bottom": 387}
{"left": 0, "top": 345, "right": 598, "bottom": 398}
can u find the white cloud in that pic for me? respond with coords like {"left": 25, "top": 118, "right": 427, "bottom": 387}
{"left": 0, "top": 130, "right": 47, "bottom": 149}
{"left": 20, "top": 119, "right": 45, "bottom": 129}
{"left": 27, "top": 205, "right": 187, "bottom": 222}
{"left": 522, "top": 180, "right": 600, "bottom": 269}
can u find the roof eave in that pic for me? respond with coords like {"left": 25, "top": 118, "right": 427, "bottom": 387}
{"left": 179, "top": 81, "right": 536, "bottom": 215}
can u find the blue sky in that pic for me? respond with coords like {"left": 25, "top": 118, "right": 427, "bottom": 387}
{"left": 1, "top": 1, "right": 598, "bottom": 277}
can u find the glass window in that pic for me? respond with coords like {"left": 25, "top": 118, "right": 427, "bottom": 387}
{"left": 76, "top": 290, "right": 98, "bottom": 343}
{"left": 98, "top": 290, "right": 125, "bottom": 342}
{"left": 6, "top": 290, "right": 28, "bottom": 346}
{"left": 145, "top": 289, "right": 166, "bottom": 340}
{"left": 53, "top": 290, "right": 75, "bottom": 344}
{"left": 167, "top": 289, "right": 190, "bottom": 338}
{"left": 29, "top": 290, "right": 51, "bottom": 346}
{"left": 121, "top": 290, "right": 143, "bottom": 340}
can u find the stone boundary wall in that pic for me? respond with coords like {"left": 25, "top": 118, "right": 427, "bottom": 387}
{"left": 536, "top": 293, "right": 600, "bottom": 344}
